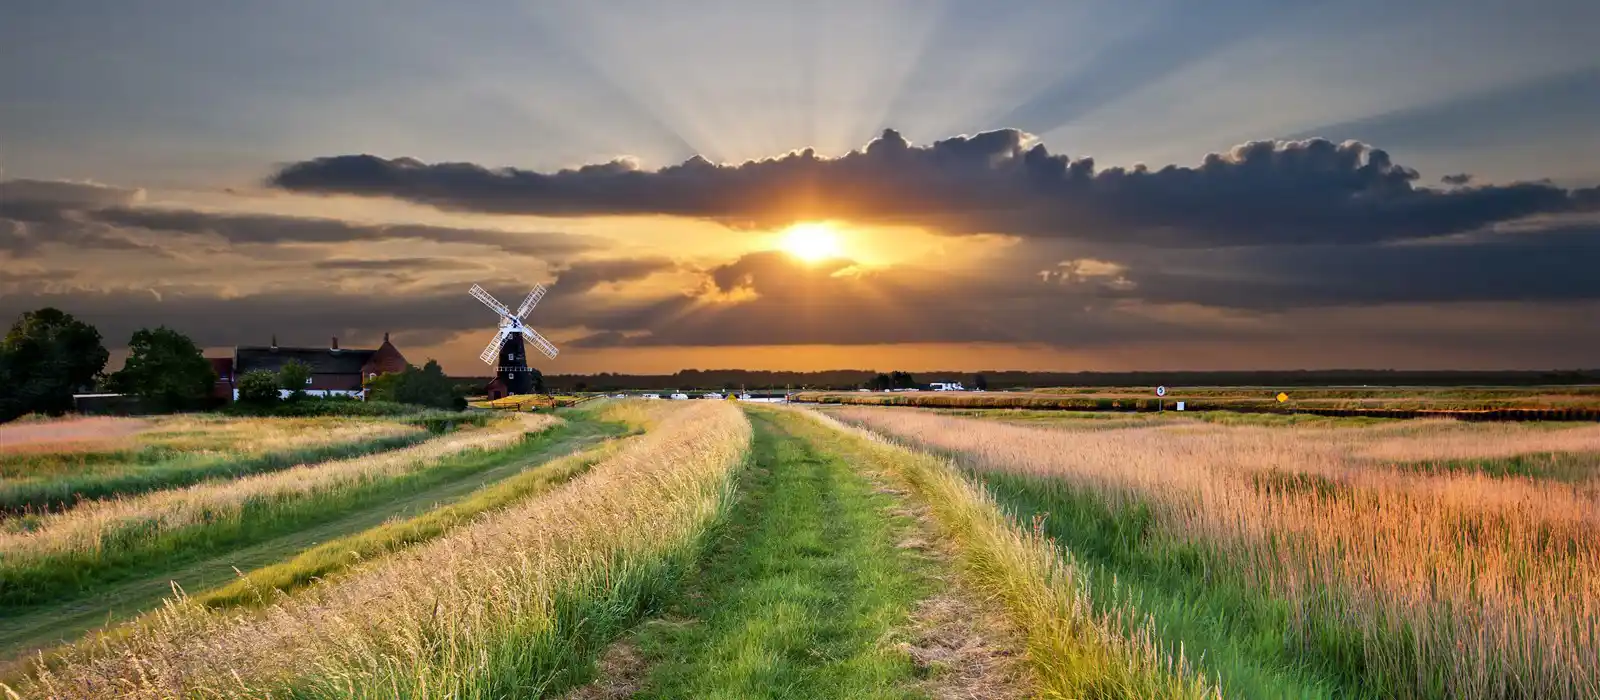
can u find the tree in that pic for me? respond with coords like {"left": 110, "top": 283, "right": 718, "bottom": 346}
{"left": 1, "top": 308, "right": 109, "bottom": 421}
{"left": 367, "top": 360, "right": 463, "bottom": 409}
{"left": 889, "top": 371, "right": 916, "bottom": 390}
{"left": 277, "top": 360, "right": 312, "bottom": 401}
{"left": 973, "top": 373, "right": 989, "bottom": 391}
{"left": 236, "top": 369, "right": 281, "bottom": 405}
{"left": 111, "top": 327, "right": 215, "bottom": 411}
{"left": 868, "top": 373, "right": 891, "bottom": 391}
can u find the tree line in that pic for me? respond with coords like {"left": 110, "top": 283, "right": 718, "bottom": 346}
{"left": 1, "top": 307, "right": 464, "bottom": 423}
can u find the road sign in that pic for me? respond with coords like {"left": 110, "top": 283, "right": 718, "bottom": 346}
{"left": 1176, "top": 401, "right": 1186, "bottom": 411}
{"left": 1276, "top": 392, "right": 1289, "bottom": 403}
{"left": 1156, "top": 386, "right": 1167, "bottom": 397}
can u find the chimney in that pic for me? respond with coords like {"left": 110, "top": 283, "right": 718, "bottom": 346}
{"left": 331, "top": 336, "right": 340, "bottom": 351}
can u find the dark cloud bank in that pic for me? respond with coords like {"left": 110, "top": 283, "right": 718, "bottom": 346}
{"left": 6, "top": 129, "right": 1600, "bottom": 366}
{"left": 270, "top": 129, "right": 1600, "bottom": 247}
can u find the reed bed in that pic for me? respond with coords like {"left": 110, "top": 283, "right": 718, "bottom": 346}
{"left": 12, "top": 401, "right": 750, "bottom": 698}
{"left": 794, "top": 407, "right": 1220, "bottom": 699}
{"left": 0, "top": 415, "right": 553, "bottom": 576}
{"left": 833, "top": 407, "right": 1600, "bottom": 699}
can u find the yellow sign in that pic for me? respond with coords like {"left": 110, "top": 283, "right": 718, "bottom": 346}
{"left": 1276, "top": 392, "right": 1289, "bottom": 403}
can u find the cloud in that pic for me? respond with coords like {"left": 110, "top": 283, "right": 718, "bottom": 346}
{"left": 1441, "top": 173, "right": 1474, "bottom": 186}
{"left": 313, "top": 258, "right": 489, "bottom": 272}
{"left": 269, "top": 130, "right": 1600, "bottom": 247}
{"left": 551, "top": 256, "right": 677, "bottom": 293}
{"left": 88, "top": 207, "right": 594, "bottom": 257}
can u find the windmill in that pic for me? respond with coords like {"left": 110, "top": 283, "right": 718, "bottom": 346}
{"left": 470, "top": 283, "right": 558, "bottom": 395}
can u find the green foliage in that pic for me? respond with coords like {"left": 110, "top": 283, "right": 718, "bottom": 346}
{"left": 110, "top": 327, "right": 215, "bottom": 412}
{"left": 236, "top": 369, "right": 281, "bottom": 405}
{"left": 366, "top": 360, "right": 464, "bottom": 410}
{"left": 0, "top": 308, "right": 109, "bottom": 422}
{"left": 973, "top": 373, "right": 989, "bottom": 391}
{"left": 277, "top": 359, "right": 312, "bottom": 401}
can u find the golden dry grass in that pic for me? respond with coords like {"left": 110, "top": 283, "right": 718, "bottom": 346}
{"left": 794, "top": 407, "right": 1220, "bottom": 699}
{"left": 0, "top": 414, "right": 555, "bottom": 562}
{"left": 831, "top": 406, "right": 1600, "bottom": 699}
{"left": 0, "top": 417, "right": 151, "bottom": 455}
{"left": 12, "top": 401, "right": 749, "bottom": 698}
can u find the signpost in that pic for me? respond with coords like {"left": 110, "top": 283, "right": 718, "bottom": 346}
{"left": 1156, "top": 386, "right": 1166, "bottom": 412}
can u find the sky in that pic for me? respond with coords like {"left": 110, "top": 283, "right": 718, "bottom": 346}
{"left": 2, "top": 0, "right": 1598, "bottom": 374}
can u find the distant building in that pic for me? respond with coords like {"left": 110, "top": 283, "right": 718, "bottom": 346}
{"left": 217, "top": 334, "right": 408, "bottom": 400}
{"left": 207, "top": 357, "right": 234, "bottom": 400}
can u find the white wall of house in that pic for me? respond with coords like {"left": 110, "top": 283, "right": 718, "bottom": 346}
{"left": 232, "top": 389, "right": 366, "bottom": 400}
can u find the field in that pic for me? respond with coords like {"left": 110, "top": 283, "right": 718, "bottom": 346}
{"left": 2, "top": 400, "right": 1596, "bottom": 698}
{"left": 796, "top": 385, "right": 1600, "bottom": 419}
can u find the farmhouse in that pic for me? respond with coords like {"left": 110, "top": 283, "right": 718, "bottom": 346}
{"left": 221, "top": 334, "right": 408, "bottom": 400}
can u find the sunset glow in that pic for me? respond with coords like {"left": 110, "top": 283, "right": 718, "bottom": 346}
{"left": 779, "top": 222, "right": 844, "bottom": 263}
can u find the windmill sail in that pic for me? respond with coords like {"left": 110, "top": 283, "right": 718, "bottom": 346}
{"left": 515, "top": 284, "right": 547, "bottom": 320}
{"left": 520, "top": 327, "right": 559, "bottom": 359}
{"left": 479, "top": 326, "right": 512, "bottom": 365}
{"left": 469, "top": 284, "right": 512, "bottom": 318}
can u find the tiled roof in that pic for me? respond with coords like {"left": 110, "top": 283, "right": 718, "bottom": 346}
{"left": 236, "top": 346, "right": 376, "bottom": 375}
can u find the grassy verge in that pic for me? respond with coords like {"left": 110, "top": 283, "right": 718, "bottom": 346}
{"left": 798, "top": 409, "right": 1220, "bottom": 699}
{"left": 8, "top": 402, "right": 752, "bottom": 698}
{"left": 610, "top": 408, "right": 935, "bottom": 699}
{"left": 979, "top": 471, "right": 1374, "bottom": 698}
{"left": 194, "top": 433, "right": 626, "bottom": 609}
{"left": 0, "top": 421, "right": 567, "bottom": 611}
{"left": 0, "top": 415, "right": 622, "bottom": 665}
{"left": 0, "top": 432, "right": 433, "bottom": 516}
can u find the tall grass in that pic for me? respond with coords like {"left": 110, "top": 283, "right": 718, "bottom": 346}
{"left": 1, "top": 416, "right": 430, "bottom": 513}
{"left": 794, "top": 407, "right": 1220, "bottom": 699}
{"left": 833, "top": 407, "right": 1600, "bottom": 699}
{"left": 0, "top": 415, "right": 556, "bottom": 608}
{"left": 11, "top": 401, "right": 751, "bottom": 698}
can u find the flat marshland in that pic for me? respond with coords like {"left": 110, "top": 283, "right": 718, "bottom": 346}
{"left": 830, "top": 406, "right": 1600, "bottom": 699}
{"left": 5, "top": 399, "right": 1596, "bottom": 698}
{"left": 0, "top": 414, "right": 435, "bottom": 513}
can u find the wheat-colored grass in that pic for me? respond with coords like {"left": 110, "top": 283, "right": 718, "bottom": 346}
{"left": 12, "top": 401, "right": 749, "bottom": 698}
{"left": 0, "top": 414, "right": 554, "bottom": 563}
{"left": 792, "top": 407, "right": 1220, "bottom": 699}
{"left": 832, "top": 406, "right": 1600, "bottom": 699}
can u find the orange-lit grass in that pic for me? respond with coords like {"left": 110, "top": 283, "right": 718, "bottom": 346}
{"left": 791, "top": 406, "right": 1220, "bottom": 698}
{"left": 0, "top": 414, "right": 553, "bottom": 566}
{"left": 10, "top": 401, "right": 750, "bottom": 698}
{"left": 832, "top": 407, "right": 1600, "bottom": 699}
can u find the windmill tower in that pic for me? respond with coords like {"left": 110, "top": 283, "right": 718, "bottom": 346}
{"left": 470, "top": 283, "right": 558, "bottom": 395}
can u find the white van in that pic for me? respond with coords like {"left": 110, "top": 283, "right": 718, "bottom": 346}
{"left": 704, "top": 392, "right": 723, "bottom": 400}
{"left": 670, "top": 393, "right": 689, "bottom": 400}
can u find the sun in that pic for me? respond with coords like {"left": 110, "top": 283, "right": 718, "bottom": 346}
{"left": 779, "top": 222, "right": 843, "bottom": 263}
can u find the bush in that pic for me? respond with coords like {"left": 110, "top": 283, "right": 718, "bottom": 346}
{"left": 236, "top": 370, "right": 281, "bottom": 406}
{"left": 365, "top": 360, "right": 462, "bottom": 410}
{"left": 278, "top": 360, "right": 312, "bottom": 401}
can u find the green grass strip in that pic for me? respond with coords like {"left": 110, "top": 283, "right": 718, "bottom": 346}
{"left": 978, "top": 471, "right": 1396, "bottom": 699}
{"left": 0, "top": 432, "right": 434, "bottom": 515}
{"left": 194, "top": 436, "right": 621, "bottom": 609}
{"left": 0, "top": 425, "right": 583, "bottom": 612}
{"left": 618, "top": 408, "right": 936, "bottom": 699}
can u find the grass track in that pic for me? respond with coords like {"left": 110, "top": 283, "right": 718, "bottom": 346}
{"left": 0, "top": 417, "right": 621, "bottom": 662}
{"left": 614, "top": 408, "right": 937, "bottom": 699}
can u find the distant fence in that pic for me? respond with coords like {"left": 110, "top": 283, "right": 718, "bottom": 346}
{"left": 789, "top": 392, "right": 1600, "bottom": 422}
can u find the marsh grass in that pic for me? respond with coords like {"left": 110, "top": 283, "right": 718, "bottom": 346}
{"left": 797, "top": 408, "right": 1221, "bottom": 699}
{"left": 0, "top": 415, "right": 556, "bottom": 609}
{"left": 0, "top": 416, "right": 432, "bottom": 513}
{"left": 835, "top": 407, "right": 1600, "bottom": 699}
{"left": 10, "top": 401, "right": 751, "bottom": 699}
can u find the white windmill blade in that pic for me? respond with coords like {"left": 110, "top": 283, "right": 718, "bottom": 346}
{"left": 515, "top": 284, "right": 547, "bottom": 320}
{"left": 469, "top": 284, "right": 512, "bottom": 318}
{"left": 478, "top": 327, "right": 513, "bottom": 365}
{"left": 520, "top": 327, "right": 559, "bottom": 359}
